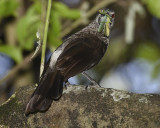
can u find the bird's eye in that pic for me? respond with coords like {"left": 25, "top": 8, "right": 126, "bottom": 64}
{"left": 111, "top": 14, "right": 115, "bottom": 18}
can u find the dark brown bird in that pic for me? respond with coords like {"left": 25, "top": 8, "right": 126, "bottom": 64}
{"left": 25, "top": 9, "right": 115, "bottom": 115}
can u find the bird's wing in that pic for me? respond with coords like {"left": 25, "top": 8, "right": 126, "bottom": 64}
{"left": 56, "top": 36, "right": 107, "bottom": 80}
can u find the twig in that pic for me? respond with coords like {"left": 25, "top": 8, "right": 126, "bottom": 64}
{"left": 31, "top": 31, "right": 42, "bottom": 60}
{"left": 0, "top": 51, "right": 36, "bottom": 84}
{"left": 40, "top": 0, "right": 52, "bottom": 76}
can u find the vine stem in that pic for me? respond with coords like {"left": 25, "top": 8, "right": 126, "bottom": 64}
{"left": 40, "top": 0, "right": 52, "bottom": 76}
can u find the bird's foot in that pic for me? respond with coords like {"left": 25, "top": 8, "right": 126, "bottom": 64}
{"left": 82, "top": 72, "right": 101, "bottom": 88}
{"left": 92, "top": 81, "right": 101, "bottom": 87}
{"left": 64, "top": 81, "right": 76, "bottom": 89}
{"left": 85, "top": 82, "right": 101, "bottom": 90}
{"left": 64, "top": 81, "right": 71, "bottom": 89}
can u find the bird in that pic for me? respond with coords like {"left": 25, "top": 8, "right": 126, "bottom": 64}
{"left": 25, "top": 9, "right": 115, "bottom": 115}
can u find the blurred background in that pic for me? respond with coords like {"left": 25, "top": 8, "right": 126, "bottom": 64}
{"left": 0, "top": 0, "right": 160, "bottom": 104}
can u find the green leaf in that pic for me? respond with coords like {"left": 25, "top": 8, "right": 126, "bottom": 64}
{"left": 16, "top": 15, "right": 41, "bottom": 50}
{"left": 27, "top": 1, "right": 42, "bottom": 16}
{"left": 0, "top": 0, "right": 19, "bottom": 18}
{"left": 143, "top": 0, "right": 160, "bottom": 19}
{"left": 152, "top": 62, "right": 160, "bottom": 78}
{"left": 48, "top": 2, "right": 81, "bottom": 47}
{"left": 50, "top": 11, "right": 61, "bottom": 37}
{"left": 16, "top": 2, "right": 42, "bottom": 50}
{"left": 0, "top": 45, "right": 22, "bottom": 63}
{"left": 53, "top": 2, "right": 81, "bottom": 19}
{"left": 134, "top": 42, "right": 160, "bottom": 62}
{"left": 48, "top": 11, "right": 62, "bottom": 47}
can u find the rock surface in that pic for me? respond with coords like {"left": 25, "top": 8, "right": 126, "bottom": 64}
{"left": 0, "top": 85, "right": 160, "bottom": 128}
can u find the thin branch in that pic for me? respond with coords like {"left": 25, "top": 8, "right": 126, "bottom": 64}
{"left": 0, "top": 51, "right": 35, "bottom": 84}
{"left": 40, "top": 0, "right": 52, "bottom": 76}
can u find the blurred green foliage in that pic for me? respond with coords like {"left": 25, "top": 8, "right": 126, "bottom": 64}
{"left": 143, "top": 0, "right": 160, "bottom": 19}
{"left": 16, "top": 1, "right": 42, "bottom": 51}
{"left": 134, "top": 41, "right": 160, "bottom": 62}
{"left": 0, "top": 0, "right": 81, "bottom": 63}
{"left": 152, "top": 61, "right": 160, "bottom": 78}
{"left": 134, "top": 41, "right": 160, "bottom": 79}
{"left": 0, "top": 0, "right": 19, "bottom": 18}
{"left": 16, "top": 1, "right": 42, "bottom": 50}
{"left": 49, "top": 11, "right": 62, "bottom": 47}
{"left": 48, "top": 2, "right": 81, "bottom": 47}
{"left": 0, "top": 45, "right": 22, "bottom": 63}
{"left": 53, "top": 2, "right": 81, "bottom": 19}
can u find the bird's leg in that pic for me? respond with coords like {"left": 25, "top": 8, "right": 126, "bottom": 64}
{"left": 64, "top": 80, "right": 71, "bottom": 89}
{"left": 65, "top": 80, "right": 71, "bottom": 85}
{"left": 82, "top": 72, "right": 101, "bottom": 88}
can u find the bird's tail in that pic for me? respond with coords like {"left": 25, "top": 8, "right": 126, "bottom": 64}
{"left": 25, "top": 69, "right": 64, "bottom": 116}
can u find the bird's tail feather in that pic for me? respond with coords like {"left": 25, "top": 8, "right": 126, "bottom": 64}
{"left": 25, "top": 69, "right": 64, "bottom": 116}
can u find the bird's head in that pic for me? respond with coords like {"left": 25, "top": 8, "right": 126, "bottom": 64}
{"left": 96, "top": 9, "right": 115, "bottom": 37}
